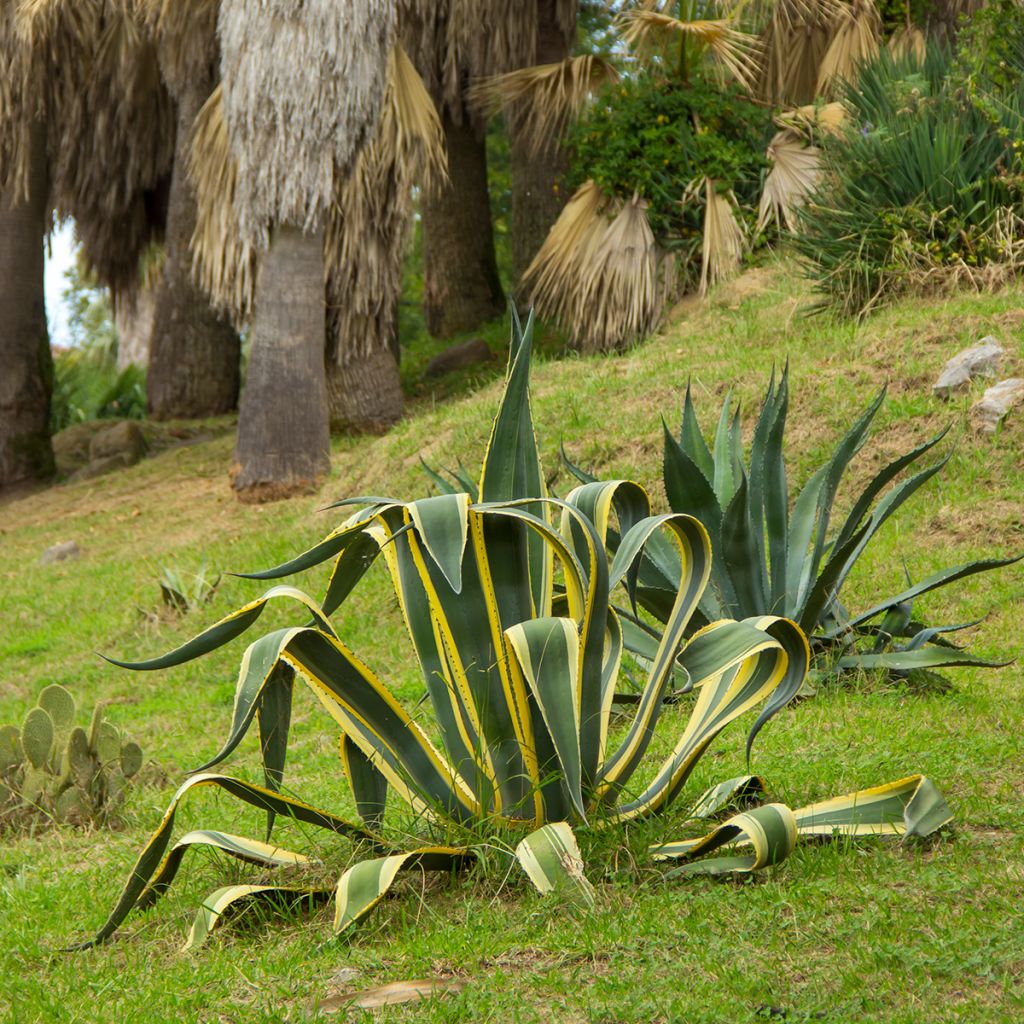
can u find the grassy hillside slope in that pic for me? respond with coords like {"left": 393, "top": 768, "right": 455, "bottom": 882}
{"left": 1, "top": 259, "right": 1022, "bottom": 1023}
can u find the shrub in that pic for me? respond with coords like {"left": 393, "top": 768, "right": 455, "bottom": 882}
{"left": 78, "top": 315, "right": 951, "bottom": 952}
{"left": 796, "top": 45, "right": 1024, "bottom": 317}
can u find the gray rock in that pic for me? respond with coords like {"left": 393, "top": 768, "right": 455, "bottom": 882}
{"left": 52, "top": 421, "right": 108, "bottom": 475}
{"left": 971, "top": 378, "right": 1024, "bottom": 433}
{"left": 88, "top": 420, "right": 147, "bottom": 466}
{"left": 932, "top": 338, "right": 1004, "bottom": 399}
{"left": 40, "top": 541, "right": 80, "bottom": 565}
{"left": 424, "top": 338, "right": 493, "bottom": 379}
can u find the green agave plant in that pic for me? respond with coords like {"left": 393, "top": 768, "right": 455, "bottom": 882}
{"left": 80, "top": 314, "right": 951, "bottom": 952}
{"left": 564, "top": 368, "right": 1019, "bottom": 684}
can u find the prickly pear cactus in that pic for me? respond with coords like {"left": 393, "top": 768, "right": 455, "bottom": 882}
{"left": 0, "top": 685, "right": 145, "bottom": 832}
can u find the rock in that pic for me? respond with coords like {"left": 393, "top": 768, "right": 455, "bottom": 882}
{"left": 40, "top": 540, "right": 80, "bottom": 565}
{"left": 51, "top": 421, "right": 108, "bottom": 475}
{"left": 88, "top": 420, "right": 147, "bottom": 465}
{"left": 932, "top": 338, "right": 1004, "bottom": 399}
{"left": 424, "top": 338, "right": 493, "bottom": 379}
{"left": 971, "top": 378, "right": 1024, "bottom": 433}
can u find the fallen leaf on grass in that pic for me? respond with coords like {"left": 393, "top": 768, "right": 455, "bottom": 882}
{"left": 318, "top": 977, "right": 466, "bottom": 1013}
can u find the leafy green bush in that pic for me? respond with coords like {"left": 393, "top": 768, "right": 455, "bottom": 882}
{"left": 76, "top": 315, "right": 951, "bottom": 952}
{"left": 566, "top": 368, "right": 1019, "bottom": 684}
{"left": 796, "top": 45, "right": 1024, "bottom": 317}
{"left": 568, "top": 68, "right": 772, "bottom": 261}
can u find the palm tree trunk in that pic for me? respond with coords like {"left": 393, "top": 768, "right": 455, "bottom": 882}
{"left": 510, "top": 0, "right": 571, "bottom": 291}
{"left": 230, "top": 225, "right": 330, "bottom": 503}
{"left": 421, "top": 113, "right": 504, "bottom": 338}
{"left": 0, "top": 121, "right": 55, "bottom": 489}
{"left": 325, "top": 335, "right": 404, "bottom": 435}
{"left": 147, "top": 73, "right": 240, "bottom": 420}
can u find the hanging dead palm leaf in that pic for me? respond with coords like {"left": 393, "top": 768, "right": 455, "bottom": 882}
{"left": 699, "top": 178, "right": 746, "bottom": 295}
{"left": 757, "top": 129, "right": 821, "bottom": 234}
{"left": 468, "top": 54, "right": 620, "bottom": 157}
{"left": 888, "top": 25, "right": 926, "bottom": 62}
{"left": 755, "top": 0, "right": 840, "bottom": 105}
{"left": 816, "top": 0, "right": 881, "bottom": 96}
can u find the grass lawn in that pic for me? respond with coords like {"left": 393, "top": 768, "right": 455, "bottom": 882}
{"left": 1, "top": 259, "right": 1022, "bottom": 1023}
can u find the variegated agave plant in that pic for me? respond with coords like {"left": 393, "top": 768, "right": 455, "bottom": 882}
{"left": 79, "top": 313, "right": 950, "bottom": 952}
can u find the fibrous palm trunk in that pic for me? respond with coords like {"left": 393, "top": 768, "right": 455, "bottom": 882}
{"left": 230, "top": 225, "right": 330, "bottom": 503}
{"left": 510, "top": 0, "right": 571, "bottom": 290}
{"left": 421, "top": 112, "right": 504, "bottom": 337}
{"left": 0, "top": 121, "right": 54, "bottom": 489}
{"left": 325, "top": 329, "right": 404, "bottom": 435}
{"left": 147, "top": 72, "right": 240, "bottom": 420}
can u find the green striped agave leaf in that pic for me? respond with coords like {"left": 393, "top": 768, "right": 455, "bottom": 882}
{"left": 651, "top": 774, "right": 952, "bottom": 874}
{"left": 185, "top": 885, "right": 332, "bottom": 951}
{"left": 334, "top": 848, "right": 478, "bottom": 935}
{"left": 515, "top": 822, "right": 595, "bottom": 908}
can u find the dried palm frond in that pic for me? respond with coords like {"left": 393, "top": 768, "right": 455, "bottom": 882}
{"left": 468, "top": 54, "right": 619, "bottom": 156}
{"left": 325, "top": 44, "right": 447, "bottom": 366}
{"left": 579, "top": 193, "right": 661, "bottom": 352}
{"left": 757, "top": 129, "right": 821, "bottom": 234}
{"left": 521, "top": 179, "right": 612, "bottom": 338}
{"left": 140, "top": 0, "right": 219, "bottom": 97}
{"left": 401, "top": 0, "right": 577, "bottom": 122}
{"left": 887, "top": 25, "right": 926, "bottom": 62}
{"left": 218, "top": 0, "right": 395, "bottom": 248}
{"left": 618, "top": 9, "right": 761, "bottom": 89}
{"left": 755, "top": 0, "right": 840, "bottom": 105}
{"left": 699, "top": 179, "right": 745, "bottom": 295}
{"left": 187, "top": 83, "right": 258, "bottom": 320}
{"left": 816, "top": 0, "right": 881, "bottom": 96}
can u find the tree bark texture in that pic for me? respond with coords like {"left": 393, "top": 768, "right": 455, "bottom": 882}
{"left": 510, "top": 0, "right": 572, "bottom": 292}
{"left": 0, "top": 121, "right": 55, "bottom": 489}
{"left": 325, "top": 335, "right": 404, "bottom": 435}
{"left": 421, "top": 113, "right": 505, "bottom": 338}
{"left": 230, "top": 225, "right": 331, "bottom": 503}
{"left": 147, "top": 72, "right": 240, "bottom": 420}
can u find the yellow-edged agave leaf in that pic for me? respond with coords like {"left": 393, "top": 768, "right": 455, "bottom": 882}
{"left": 661, "top": 803, "right": 798, "bottom": 877}
{"left": 334, "top": 848, "right": 477, "bottom": 935}
{"left": 185, "top": 885, "right": 331, "bottom": 952}
{"left": 469, "top": 54, "right": 620, "bottom": 157}
{"left": 699, "top": 179, "right": 745, "bottom": 296}
{"left": 652, "top": 774, "right": 952, "bottom": 869}
{"left": 408, "top": 493, "right": 471, "bottom": 594}
{"left": 793, "top": 774, "right": 952, "bottom": 839}
{"left": 138, "top": 830, "right": 311, "bottom": 910}
{"left": 340, "top": 734, "right": 388, "bottom": 831}
{"left": 72, "top": 773, "right": 374, "bottom": 949}
{"left": 816, "top": 0, "right": 882, "bottom": 96}
{"left": 515, "top": 821, "right": 595, "bottom": 908}
{"left": 757, "top": 129, "right": 821, "bottom": 234}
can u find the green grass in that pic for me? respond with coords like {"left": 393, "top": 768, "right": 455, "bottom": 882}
{"left": 2, "top": 257, "right": 1023, "bottom": 1022}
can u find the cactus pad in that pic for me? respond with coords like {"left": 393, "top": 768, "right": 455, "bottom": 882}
{"left": 22, "top": 708, "right": 54, "bottom": 770}
{"left": 37, "top": 684, "right": 76, "bottom": 731}
{"left": 120, "top": 741, "right": 143, "bottom": 779}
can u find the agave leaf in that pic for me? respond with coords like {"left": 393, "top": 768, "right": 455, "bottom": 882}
{"left": 339, "top": 735, "right": 389, "bottom": 832}
{"left": 138, "top": 829, "right": 311, "bottom": 911}
{"left": 832, "top": 556, "right": 1024, "bottom": 636}
{"left": 685, "top": 775, "right": 767, "bottom": 820}
{"left": 721, "top": 477, "right": 769, "bottom": 617}
{"left": 334, "top": 848, "right": 477, "bottom": 935}
{"left": 679, "top": 380, "right": 715, "bottom": 481}
{"left": 74, "top": 773, "right": 373, "bottom": 950}
{"left": 408, "top": 493, "right": 471, "bottom": 594}
{"left": 515, "top": 821, "right": 595, "bottom": 908}
{"left": 663, "top": 803, "right": 798, "bottom": 877}
{"left": 257, "top": 663, "right": 294, "bottom": 839}
{"left": 835, "top": 648, "right": 1010, "bottom": 673}
{"left": 185, "top": 885, "right": 331, "bottom": 952}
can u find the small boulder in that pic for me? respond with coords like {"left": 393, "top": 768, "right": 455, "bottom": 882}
{"left": 40, "top": 540, "right": 80, "bottom": 565}
{"left": 52, "top": 421, "right": 108, "bottom": 475}
{"left": 87, "top": 420, "right": 147, "bottom": 467}
{"left": 424, "top": 338, "right": 493, "bottom": 379}
{"left": 971, "top": 378, "right": 1024, "bottom": 434}
{"left": 932, "top": 338, "right": 1004, "bottom": 399}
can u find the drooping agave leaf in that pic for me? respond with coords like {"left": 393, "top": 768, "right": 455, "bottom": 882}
{"left": 339, "top": 734, "right": 388, "bottom": 831}
{"left": 685, "top": 775, "right": 766, "bottom": 820}
{"left": 138, "top": 830, "right": 311, "bottom": 911}
{"left": 257, "top": 662, "right": 294, "bottom": 839}
{"left": 652, "top": 774, "right": 952, "bottom": 867}
{"left": 515, "top": 822, "right": 595, "bottom": 909}
{"left": 185, "top": 886, "right": 332, "bottom": 952}
{"left": 73, "top": 773, "right": 374, "bottom": 949}
{"left": 334, "top": 848, "right": 478, "bottom": 935}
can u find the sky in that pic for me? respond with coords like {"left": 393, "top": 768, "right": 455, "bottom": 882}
{"left": 44, "top": 221, "right": 76, "bottom": 348}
